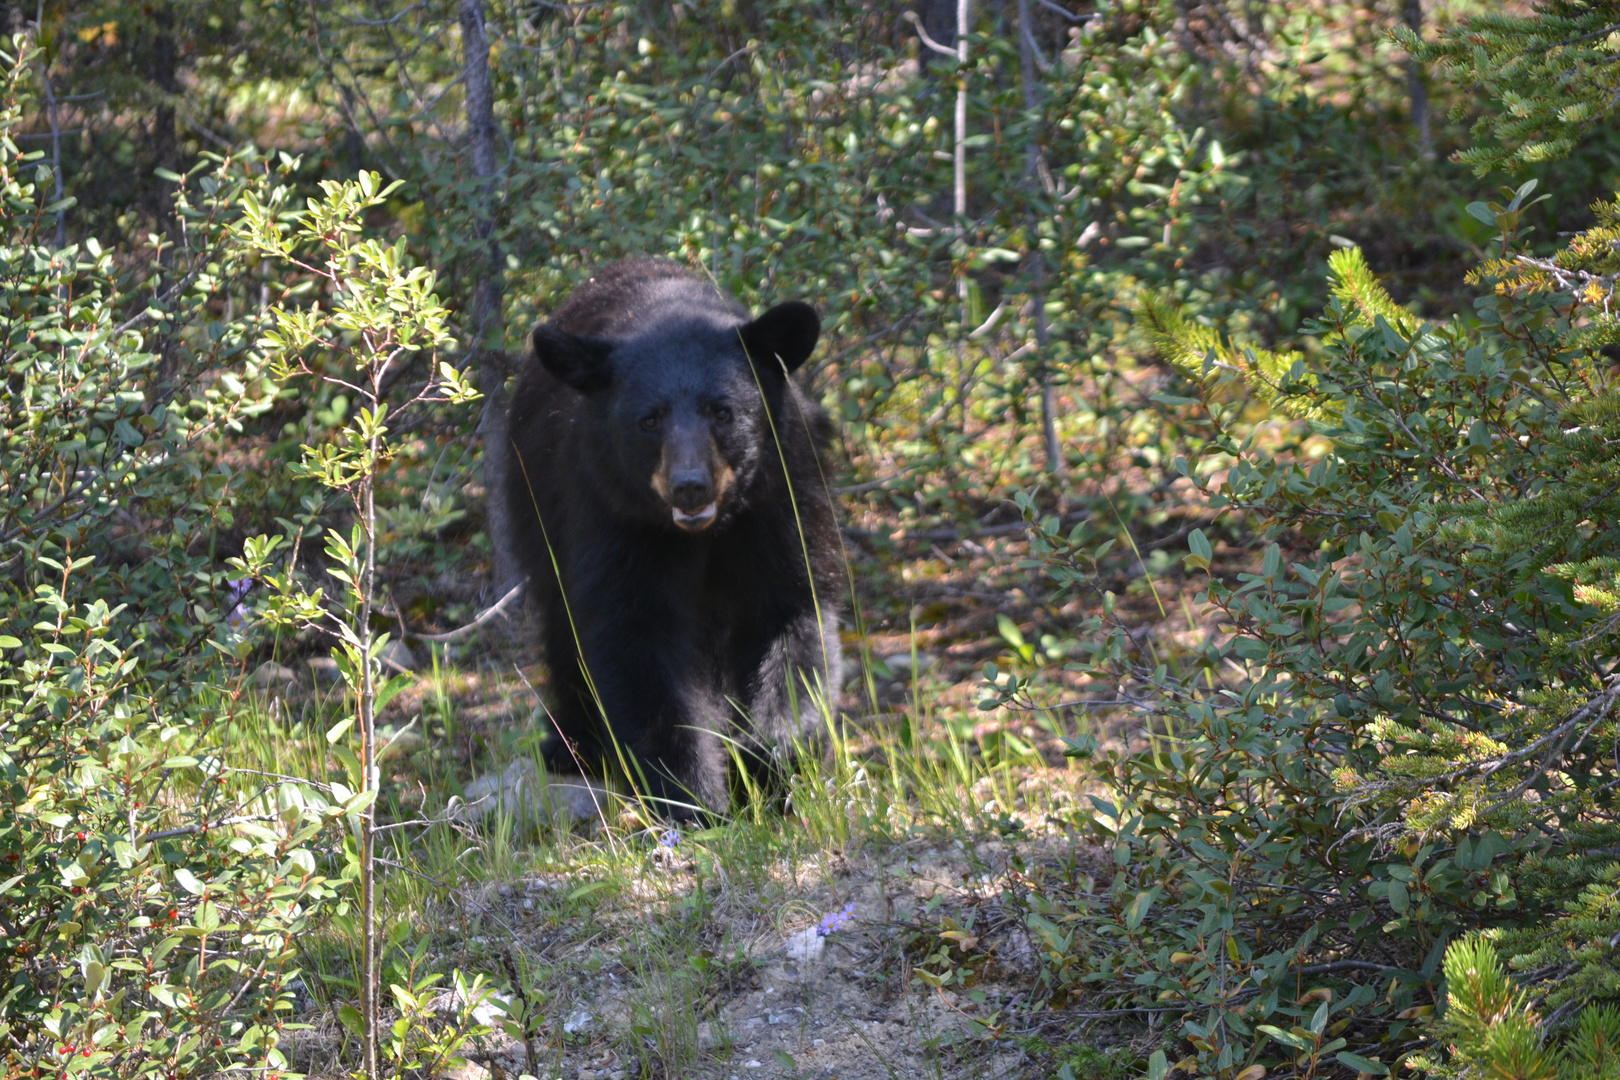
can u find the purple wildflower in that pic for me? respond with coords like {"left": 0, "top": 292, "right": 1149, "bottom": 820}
{"left": 658, "top": 828, "right": 681, "bottom": 848}
{"left": 223, "top": 579, "right": 253, "bottom": 629}
{"left": 816, "top": 902, "right": 856, "bottom": 937}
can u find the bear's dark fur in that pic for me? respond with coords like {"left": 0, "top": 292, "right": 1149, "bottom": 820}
{"left": 505, "top": 260, "right": 844, "bottom": 818}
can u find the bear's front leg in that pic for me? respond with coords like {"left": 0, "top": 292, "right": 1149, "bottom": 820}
{"left": 578, "top": 622, "right": 731, "bottom": 819}
{"left": 740, "top": 607, "right": 843, "bottom": 765}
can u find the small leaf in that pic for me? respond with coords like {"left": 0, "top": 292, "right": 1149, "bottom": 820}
{"left": 996, "top": 614, "right": 1026, "bottom": 650}
{"left": 173, "top": 868, "right": 205, "bottom": 896}
{"left": 1336, "top": 1051, "right": 1388, "bottom": 1076}
{"left": 1189, "top": 528, "right": 1212, "bottom": 562}
{"left": 1125, "top": 887, "right": 1159, "bottom": 931}
{"left": 567, "top": 880, "right": 612, "bottom": 903}
{"left": 374, "top": 672, "right": 413, "bottom": 714}
{"left": 1233, "top": 1066, "right": 1266, "bottom": 1080}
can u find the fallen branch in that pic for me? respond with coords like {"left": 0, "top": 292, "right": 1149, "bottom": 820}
{"left": 842, "top": 509, "right": 1092, "bottom": 545}
{"left": 415, "top": 582, "right": 524, "bottom": 642}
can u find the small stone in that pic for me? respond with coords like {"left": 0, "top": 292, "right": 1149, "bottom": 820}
{"left": 745, "top": 1062, "right": 763, "bottom": 1070}
{"left": 696, "top": 1022, "right": 719, "bottom": 1049}
{"left": 881, "top": 651, "right": 937, "bottom": 675}
{"left": 563, "top": 1007, "right": 594, "bottom": 1034}
{"left": 456, "top": 759, "right": 620, "bottom": 826}
{"left": 443, "top": 1064, "right": 489, "bottom": 1080}
{"left": 784, "top": 926, "right": 824, "bottom": 964}
{"left": 307, "top": 657, "right": 343, "bottom": 685}
{"left": 253, "top": 662, "right": 297, "bottom": 690}
{"left": 380, "top": 640, "right": 417, "bottom": 673}
{"left": 440, "top": 985, "right": 513, "bottom": 1029}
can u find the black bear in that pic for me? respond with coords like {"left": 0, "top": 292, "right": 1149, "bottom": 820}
{"left": 505, "top": 260, "right": 844, "bottom": 818}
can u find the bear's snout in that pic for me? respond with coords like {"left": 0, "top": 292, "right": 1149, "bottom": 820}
{"left": 670, "top": 469, "right": 714, "bottom": 511}
{"left": 655, "top": 423, "right": 732, "bottom": 531}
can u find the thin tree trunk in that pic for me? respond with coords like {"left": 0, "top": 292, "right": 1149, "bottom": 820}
{"left": 1403, "top": 0, "right": 1431, "bottom": 157}
{"left": 953, "top": 0, "right": 970, "bottom": 432}
{"left": 459, "top": 0, "right": 522, "bottom": 597}
{"left": 1018, "top": 0, "right": 1061, "bottom": 474}
{"left": 953, "top": 0, "right": 968, "bottom": 224}
{"left": 145, "top": 4, "right": 182, "bottom": 394}
{"left": 35, "top": 49, "right": 64, "bottom": 250}
{"left": 359, "top": 441, "right": 379, "bottom": 1080}
{"left": 147, "top": 4, "right": 179, "bottom": 246}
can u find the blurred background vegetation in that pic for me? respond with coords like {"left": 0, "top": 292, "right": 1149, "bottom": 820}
{"left": 5, "top": 0, "right": 1620, "bottom": 1077}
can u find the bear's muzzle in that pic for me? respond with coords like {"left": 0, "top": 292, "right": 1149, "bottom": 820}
{"left": 653, "top": 424, "right": 734, "bottom": 531}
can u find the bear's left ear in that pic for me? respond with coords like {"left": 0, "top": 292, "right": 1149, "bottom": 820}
{"left": 740, "top": 301, "right": 820, "bottom": 375}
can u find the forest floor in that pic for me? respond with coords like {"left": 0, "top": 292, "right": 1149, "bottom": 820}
{"left": 250, "top": 491, "right": 1218, "bottom": 1080}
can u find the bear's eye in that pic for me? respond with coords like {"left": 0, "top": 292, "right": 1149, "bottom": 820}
{"left": 639, "top": 414, "right": 661, "bottom": 432}
{"left": 712, "top": 405, "right": 733, "bottom": 424}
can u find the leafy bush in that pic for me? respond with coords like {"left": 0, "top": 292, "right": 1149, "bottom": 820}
{"left": 0, "top": 40, "right": 350, "bottom": 1078}
{"left": 990, "top": 179, "right": 1620, "bottom": 1076}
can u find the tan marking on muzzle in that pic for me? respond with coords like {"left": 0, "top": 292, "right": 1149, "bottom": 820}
{"left": 711, "top": 442, "right": 735, "bottom": 504}
{"left": 650, "top": 441, "right": 672, "bottom": 501}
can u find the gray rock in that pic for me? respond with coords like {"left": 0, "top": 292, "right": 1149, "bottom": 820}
{"left": 455, "top": 759, "right": 619, "bottom": 825}
{"left": 784, "top": 926, "right": 825, "bottom": 964}
{"left": 881, "top": 651, "right": 937, "bottom": 675}
{"left": 253, "top": 662, "right": 297, "bottom": 691}
{"left": 380, "top": 640, "right": 417, "bottom": 673}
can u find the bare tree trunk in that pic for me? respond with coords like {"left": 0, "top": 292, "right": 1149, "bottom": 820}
{"left": 34, "top": 39, "right": 65, "bottom": 250}
{"left": 953, "top": 0, "right": 968, "bottom": 224}
{"left": 358, "top": 452, "right": 379, "bottom": 1080}
{"left": 1018, "top": 0, "right": 1061, "bottom": 475}
{"left": 147, "top": 3, "right": 179, "bottom": 246}
{"left": 144, "top": 3, "right": 182, "bottom": 394}
{"left": 953, "top": 0, "right": 970, "bottom": 434}
{"left": 459, "top": 0, "right": 523, "bottom": 598}
{"left": 1403, "top": 0, "right": 1432, "bottom": 157}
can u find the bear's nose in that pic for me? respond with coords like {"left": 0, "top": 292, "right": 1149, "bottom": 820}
{"left": 669, "top": 470, "right": 715, "bottom": 511}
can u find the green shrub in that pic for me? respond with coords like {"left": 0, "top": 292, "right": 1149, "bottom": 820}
{"left": 990, "top": 179, "right": 1620, "bottom": 1076}
{"left": 0, "top": 39, "right": 350, "bottom": 1078}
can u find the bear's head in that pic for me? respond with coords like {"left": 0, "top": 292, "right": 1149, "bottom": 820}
{"left": 532, "top": 301, "right": 820, "bottom": 532}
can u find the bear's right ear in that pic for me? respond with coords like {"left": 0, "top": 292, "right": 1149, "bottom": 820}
{"left": 533, "top": 325, "right": 613, "bottom": 393}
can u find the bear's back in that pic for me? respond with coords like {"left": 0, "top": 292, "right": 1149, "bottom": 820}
{"left": 549, "top": 260, "right": 748, "bottom": 339}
